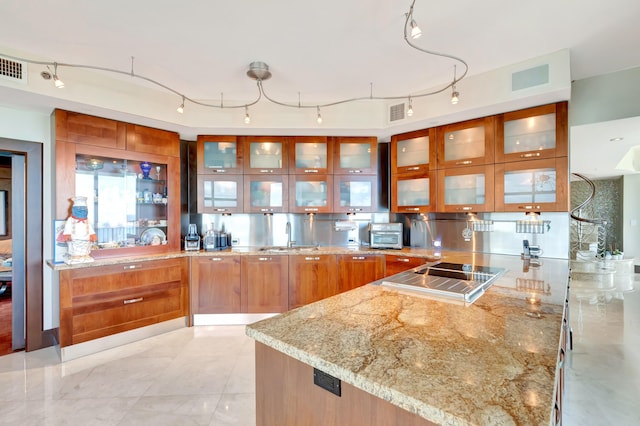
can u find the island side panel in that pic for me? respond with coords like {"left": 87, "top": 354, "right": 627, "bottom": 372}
{"left": 255, "top": 342, "right": 434, "bottom": 426}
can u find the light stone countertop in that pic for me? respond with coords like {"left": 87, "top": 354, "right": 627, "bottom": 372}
{"left": 246, "top": 252, "right": 569, "bottom": 426}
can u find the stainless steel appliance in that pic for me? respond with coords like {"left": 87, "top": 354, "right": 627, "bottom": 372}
{"left": 369, "top": 223, "right": 403, "bottom": 249}
{"left": 380, "top": 262, "right": 506, "bottom": 304}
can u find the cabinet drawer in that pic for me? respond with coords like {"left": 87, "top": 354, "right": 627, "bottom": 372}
{"left": 384, "top": 256, "right": 427, "bottom": 277}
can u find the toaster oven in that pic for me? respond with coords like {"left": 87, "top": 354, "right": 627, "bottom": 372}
{"left": 369, "top": 223, "right": 403, "bottom": 249}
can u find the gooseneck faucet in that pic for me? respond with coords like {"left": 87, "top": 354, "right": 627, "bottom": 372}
{"left": 286, "top": 221, "right": 296, "bottom": 248}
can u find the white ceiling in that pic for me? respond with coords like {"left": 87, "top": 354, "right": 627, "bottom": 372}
{"left": 1, "top": 0, "right": 640, "bottom": 176}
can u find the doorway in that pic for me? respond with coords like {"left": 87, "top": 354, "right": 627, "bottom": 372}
{"left": 0, "top": 138, "right": 47, "bottom": 354}
{"left": 0, "top": 154, "right": 15, "bottom": 355}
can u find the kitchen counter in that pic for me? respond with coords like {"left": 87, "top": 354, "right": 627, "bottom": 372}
{"left": 246, "top": 252, "right": 569, "bottom": 425}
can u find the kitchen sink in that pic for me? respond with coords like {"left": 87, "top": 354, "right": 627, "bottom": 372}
{"left": 258, "top": 245, "right": 319, "bottom": 253}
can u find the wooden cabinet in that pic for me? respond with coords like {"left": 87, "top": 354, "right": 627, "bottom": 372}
{"left": 436, "top": 117, "right": 495, "bottom": 168}
{"left": 288, "top": 254, "right": 337, "bottom": 309}
{"left": 437, "top": 165, "right": 495, "bottom": 212}
{"left": 126, "top": 124, "right": 180, "bottom": 157}
{"left": 190, "top": 255, "right": 241, "bottom": 314}
{"left": 197, "top": 135, "right": 244, "bottom": 174}
{"left": 197, "top": 175, "right": 244, "bottom": 214}
{"left": 495, "top": 102, "right": 568, "bottom": 163}
{"left": 241, "top": 255, "right": 289, "bottom": 313}
{"left": 391, "top": 170, "right": 437, "bottom": 213}
{"left": 54, "top": 109, "right": 126, "bottom": 149}
{"left": 289, "top": 175, "right": 333, "bottom": 213}
{"left": 243, "top": 136, "right": 288, "bottom": 174}
{"left": 336, "top": 254, "right": 384, "bottom": 294}
{"left": 384, "top": 255, "right": 428, "bottom": 278}
{"left": 59, "top": 258, "right": 188, "bottom": 347}
{"left": 289, "top": 136, "right": 332, "bottom": 174}
{"left": 333, "top": 174, "right": 378, "bottom": 213}
{"left": 244, "top": 174, "right": 289, "bottom": 213}
{"left": 332, "top": 136, "right": 378, "bottom": 175}
{"left": 495, "top": 157, "right": 568, "bottom": 212}
{"left": 391, "top": 128, "right": 436, "bottom": 174}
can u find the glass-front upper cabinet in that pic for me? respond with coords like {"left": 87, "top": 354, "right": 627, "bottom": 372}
{"left": 391, "top": 128, "right": 436, "bottom": 174}
{"left": 437, "top": 117, "right": 495, "bottom": 168}
{"left": 243, "top": 136, "right": 288, "bottom": 174}
{"left": 74, "top": 155, "right": 171, "bottom": 251}
{"left": 289, "top": 136, "right": 332, "bottom": 174}
{"left": 332, "top": 137, "right": 378, "bottom": 175}
{"left": 495, "top": 102, "right": 568, "bottom": 162}
{"left": 495, "top": 158, "right": 568, "bottom": 212}
{"left": 391, "top": 171, "right": 437, "bottom": 213}
{"left": 289, "top": 175, "right": 333, "bottom": 213}
{"left": 197, "top": 175, "right": 243, "bottom": 214}
{"left": 333, "top": 175, "right": 377, "bottom": 213}
{"left": 437, "top": 165, "right": 495, "bottom": 212}
{"left": 197, "top": 135, "right": 243, "bottom": 174}
{"left": 244, "top": 175, "right": 288, "bottom": 213}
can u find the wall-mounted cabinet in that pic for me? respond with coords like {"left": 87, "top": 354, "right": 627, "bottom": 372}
{"left": 437, "top": 165, "right": 495, "bottom": 212}
{"left": 332, "top": 137, "right": 378, "bottom": 175}
{"left": 495, "top": 157, "right": 568, "bottom": 212}
{"left": 197, "top": 135, "right": 243, "bottom": 175}
{"left": 289, "top": 136, "right": 332, "bottom": 175}
{"left": 391, "top": 170, "right": 437, "bottom": 213}
{"left": 244, "top": 175, "right": 289, "bottom": 213}
{"left": 437, "top": 117, "right": 495, "bottom": 168}
{"left": 289, "top": 175, "right": 332, "bottom": 214}
{"left": 495, "top": 102, "right": 568, "bottom": 163}
{"left": 391, "top": 128, "right": 436, "bottom": 174}
{"left": 197, "top": 175, "right": 244, "bottom": 214}
{"left": 333, "top": 175, "right": 378, "bottom": 213}
{"left": 243, "top": 136, "right": 288, "bottom": 174}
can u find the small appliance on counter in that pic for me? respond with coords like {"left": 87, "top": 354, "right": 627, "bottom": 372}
{"left": 203, "top": 225, "right": 232, "bottom": 251}
{"left": 369, "top": 223, "right": 403, "bottom": 249}
{"left": 184, "top": 224, "right": 201, "bottom": 251}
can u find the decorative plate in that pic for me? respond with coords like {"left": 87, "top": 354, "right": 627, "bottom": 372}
{"left": 140, "top": 227, "right": 166, "bottom": 245}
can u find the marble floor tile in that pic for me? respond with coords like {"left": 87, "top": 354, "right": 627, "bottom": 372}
{"left": 210, "top": 393, "right": 256, "bottom": 426}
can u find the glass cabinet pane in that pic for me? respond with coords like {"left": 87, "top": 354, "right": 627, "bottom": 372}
{"left": 444, "top": 127, "right": 484, "bottom": 162}
{"left": 504, "top": 168, "right": 556, "bottom": 203}
{"left": 339, "top": 180, "right": 372, "bottom": 207}
{"left": 249, "top": 141, "right": 283, "bottom": 169}
{"left": 339, "top": 143, "right": 371, "bottom": 169}
{"left": 203, "top": 141, "right": 238, "bottom": 169}
{"left": 397, "top": 178, "right": 430, "bottom": 206}
{"left": 444, "top": 174, "right": 485, "bottom": 205}
{"left": 294, "top": 180, "right": 328, "bottom": 208}
{"left": 203, "top": 180, "right": 239, "bottom": 208}
{"left": 250, "top": 180, "right": 284, "bottom": 208}
{"left": 504, "top": 113, "right": 556, "bottom": 154}
{"left": 295, "top": 142, "right": 327, "bottom": 169}
{"left": 397, "top": 136, "right": 429, "bottom": 168}
{"left": 75, "top": 156, "right": 168, "bottom": 248}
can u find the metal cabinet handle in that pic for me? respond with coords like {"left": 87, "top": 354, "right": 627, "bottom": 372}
{"left": 210, "top": 258, "right": 223, "bottom": 261}
{"left": 259, "top": 169, "right": 274, "bottom": 173}
{"left": 455, "top": 160, "right": 473, "bottom": 165}
{"left": 518, "top": 205, "right": 542, "bottom": 210}
{"left": 406, "top": 166, "right": 420, "bottom": 171}
{"left": 348, "top": 208, "right": 363, "bottom": 212}
{"left": 520, "top": 152, "right": 542, "bottom": 158}
{"left": 123, "top": 297, "right": 143, "bottom": 305}
{"left": 348, "top": 169, "right": 363, "bottom": 173}
{"left": 456, "top": 206, "right": 473, "bottom": 211}
{"left": 214, "top": 208, "right": 228, "bottom": 212}
{"left": 352, "top": 256, "right": 365, "bottom": 260}
{"left": 304, "top": 208, "right": 318, "bottom": 212}
{"left": 258, "top": 257, "right": 273, "bottom": 261}
{"left": 260, "top": 208, "right": 274, "bottom": 212}
{"left": 214, "top": 169, "right": 227, "bottom": 173}
{"left": 397, "top": 258, "right": 410, "bottom": 262}
{"left": 123, "top": 265, "right": 138, "bottom": 270}
{"left": 305, "top": 257, "right": 321, "bottom": 261}
{"left": 304, "top": 169, "right": 319, "bottom": 173}
{"left": 404, "top": 207, "right": 420, "bottom": 212}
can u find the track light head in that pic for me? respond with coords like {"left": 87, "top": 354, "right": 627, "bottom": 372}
{"left": 244, "top": 106, "right": 251, "bottom": 124}
{"left": 176, "top": 96, "right": 185, "bottom": 114}
{"left": 52, "top": 63, "right": 64, "bottom": 88}
{"left": 451, "top": 88, "right": 459, "bottom": 105}
{"left": 407, "top": 97, "right": 414, "bottom": 116}
{"left": 316, "top": 106, "right": 322, "bottom": 124}
{"left": 410, "top": 19, "right": 422, "bottom": 39}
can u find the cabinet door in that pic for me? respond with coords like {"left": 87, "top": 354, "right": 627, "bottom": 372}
{"left": 384, "top": 255, "right": 428, "bottom": 278}
{"left": 241, "top": 255, "right": 289, "bottom": 313}
{"left": 197, "top": 135, "right": 244, "bottom": 174}
{"left": 289, "top": 175, "right": 332, "bottom": 213}
{"left": 244, "top": 174, "right": 289, "bottom": 213}
{"left": 55, "top": 109, "right": 126, "bottom": 149}
{"left": 495, "top": 102, "right": 568, "bottom": 163}
{"left": 243, "top": 136, "right": 288, "bottom": 174}
{"left": 191, "top": 256, "right": 241, "bottom": 314}
{"left": 333, "top": 175, "right": 377, "bottom": 213}
{"left": 336, "top": 254, "right": 384, "bottom": 294}
{"left": 289, "top": 136, "right": 333, "bottom": 174}
{"left": 391, "top": 170, "right": 437, "bottom": 213}
{"left": 198, "top": 175, "right": 244, "bottom": 214}
{"left": 288, "top": 254, "right": 337, "bottom": 309}
{"left": 126, "top": 124, "right": 180, "bottom": 157}
{"left": 495, "top": 157, "right": 568, "bottom": 212}
{"left": 437, "top": 165, "right": 495, "bottom": 212}
{"left": 332, "top": 137, "right": 378, "bottom": 175}
{"left": 437, "top": 116, "right": 495, "bottom": 168}
{"left": 391, "top": 128, "right": 436, "bottom": 174}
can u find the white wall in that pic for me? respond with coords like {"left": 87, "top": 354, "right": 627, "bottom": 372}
{"left": 0, "top": 105, "right": 57, "bottom": 329}
{"left": 623, "top": 174, "right": 640, "bottom": 266}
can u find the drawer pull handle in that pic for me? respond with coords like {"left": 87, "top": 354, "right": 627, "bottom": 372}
{"left": 214, "top": 208, "right": 228, "bottom": 212}
{"left": 304, "top": 208, "right": 318, "bottom": 212}
{"left": 404, "top": 207, "right": 420, "bottom": 212}
{"left": 348, "top": 169, "right": 363, "bottom": 173}
{"left": 520, "top": 152, "right": 542, "bottom": 158}
{"left": 398, "top": 258, "right": 410, "bottom": 262}
{"left": 123, "top": 265, "right": 138, "bottom": 270}
{"left": 258, "top": 257, "right": 273, "bottom": 261}
{"left": 456, "top": 206, "right": 473, "bottom": 211}
{"left": 305, "top": 257, "right": 321, "bottom": 261}
{"left": 260, "top": 208, "right": 273, "bottom": 212}
{"left": 304, "top": 169, "right": 319, "bottom": 173}
{"left": 210, "top": 258, "right": 223, "bottom": 261}
{"left": 352, "top": 256, "right": 365, "bottom": 260}
{"left": 518, "top": 205, "right": 541, "bottom": 210}
{"left": 214, "top": 169, "right": 227, "bottom": 173}
{"left": 259, "top": 169, "right": 274, "bottom": 173}
{"left": 455, "top": 160, "right": 473, "bottom": 165}
{"left": 407, "top": 166, "right": 420, "bottom": 171}
{"left": 124, "top": 297, "right": 143, "bottom": 305}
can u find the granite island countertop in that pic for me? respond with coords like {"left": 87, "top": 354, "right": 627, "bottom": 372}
{"left": 246, "top": 252, "right": 569, "bottom": 426}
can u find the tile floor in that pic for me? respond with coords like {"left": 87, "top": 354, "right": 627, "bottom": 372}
{"left": 1, "top": 275, "right": 639, "bottom": 425}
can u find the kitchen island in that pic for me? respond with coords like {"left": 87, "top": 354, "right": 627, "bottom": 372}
{"left": 246, "top": 253, "right": 569, "bottom": 425}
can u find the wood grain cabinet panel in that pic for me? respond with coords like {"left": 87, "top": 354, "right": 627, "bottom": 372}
{"left": 288, "top": 254, "right": 337, "bottom": 309}
{"left": 59, "top": 258, "right": 188, "bottom": 347}
{"left": 384, "top": 255, "right": 428, "bottom": 278}
{"left": 336, "top": 254, "right": 384, "bottom": 294}
{"left": 54, "top": 109, "right": 126, "bottom": 149}
{"left": 126, "top": 123, "right": 180, "bottom": 157}
{"left": 191, "top": 255, "right": 241, "bottom": 314}
{"left": 241, "top": 255, "right": 289, "bottom": 313}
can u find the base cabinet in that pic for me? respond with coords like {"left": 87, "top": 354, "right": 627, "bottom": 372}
{"left": 59, "top": 258, "right": 188, "bottom": 347}
{"left": 289, "top": 254, "right": 337, "bottom": 310}
{"left": 191, "top": 255, "right": 241, "bottom": 314}
{"left": 337, "top": 254, "right": 384, "bottom": 294}
{"left": 384, "top": 255, "right": 428, "bottom": 278}
{"left": 241, "top": 255, "right": 289, "bottom": 313}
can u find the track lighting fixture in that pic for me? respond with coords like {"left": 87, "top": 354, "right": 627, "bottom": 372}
{"left": 2, "top": 0, "right": 468, "bottom": 120}
{"left": 450, "top": 65, "right": 460, "bottom": 104}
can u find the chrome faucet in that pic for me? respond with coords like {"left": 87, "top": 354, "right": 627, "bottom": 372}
{"left": 286, "top": 221, "right": 296, "bottom": 248}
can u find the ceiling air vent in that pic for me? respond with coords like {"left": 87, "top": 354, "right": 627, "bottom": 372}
{"left": 389, "top": 103, "right": 405, "bottom": 122}
{"left": 0, "top": 56, "right": 28, "bottom": 84}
